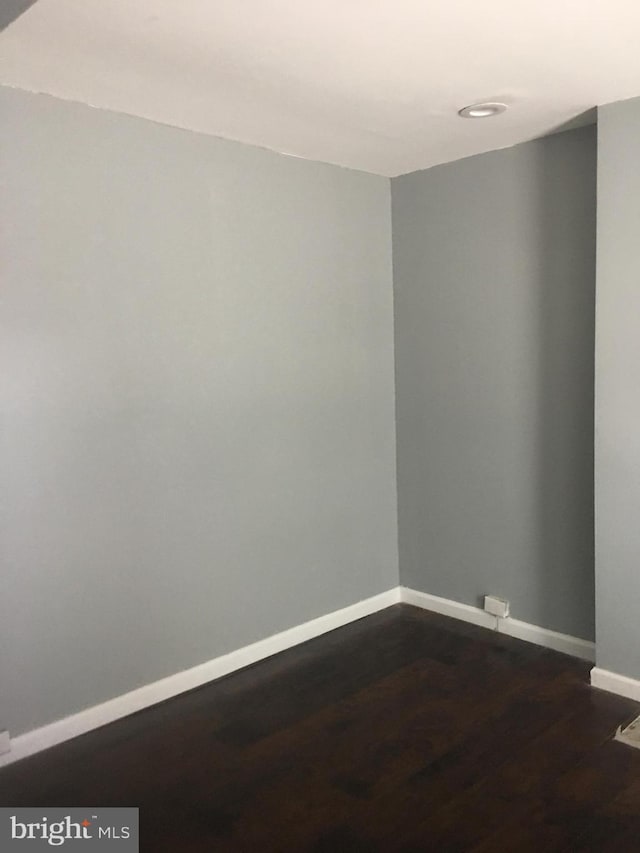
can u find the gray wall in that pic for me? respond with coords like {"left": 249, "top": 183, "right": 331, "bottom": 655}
{"left": 392, "top": 127, "right": 597, "bottom": 639}
{"left": 0, "top": 86, "right": 398, "bottom": 736}
{"left": 0, "top": 1, "right": 39, "bottom": 32}
{"left": 595, "top": 97, "right": 640, "bottom": 679}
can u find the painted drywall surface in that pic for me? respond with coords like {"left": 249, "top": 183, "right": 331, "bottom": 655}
{"left": 595, "top": 97, "right": 640, "bottom": 680}
{"left": 0, "top": 86, "right": 398, "bottom": 736}
{"left": 392, "top": 127, "right": 596, "bottom": 640}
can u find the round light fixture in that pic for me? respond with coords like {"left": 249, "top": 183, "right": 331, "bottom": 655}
{"left": 458, "top": 102, "right": 507, "bottom": 119}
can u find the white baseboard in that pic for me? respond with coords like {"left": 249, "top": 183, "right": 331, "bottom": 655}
{"left": 400, "top": 586, "right": 496, "bottom": 630}
{"left": 0, "top": 587, "right": 400, "bottom": 769}
{"left": 402, "top": 586, "right": 496, "bottom": 629}
{"left": 0, "top": 584, "right": 600, "bottom": 770}
{"left": 591, "top": 667, "right": 640, "bottom": 702}
{"left": 400, "top": 587, "right": 596, "bottom": 662}
{"left": 498, "top": 615, "right": 596, "bottom": 661}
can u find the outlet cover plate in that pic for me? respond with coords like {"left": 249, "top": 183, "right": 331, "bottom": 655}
{"left": 484, "top": 595, "right": 510, "bottom": 619}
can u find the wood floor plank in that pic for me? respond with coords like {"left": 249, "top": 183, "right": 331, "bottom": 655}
{"left": 1, "top": 604, "right": 637, "bottom": 852}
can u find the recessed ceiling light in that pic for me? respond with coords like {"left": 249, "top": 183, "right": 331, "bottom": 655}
{"left": 458, "top": 102, "right": 508, "bottom": 119}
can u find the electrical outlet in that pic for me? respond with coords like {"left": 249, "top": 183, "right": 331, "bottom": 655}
{"left": 0, "top": 730, "right": 10, "bottom": 756}
{"left": 484, "top": 595, "right": 510, "bottom": 619}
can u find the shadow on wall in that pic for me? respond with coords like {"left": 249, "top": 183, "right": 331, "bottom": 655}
{"left": 543, "top": 108, "right": 597, "bottom": 138}
{"left": 0, "top": 0, "right": 39, "bottom": 32}
{"left": 532, "top": 130, "right": 596, "bottom": 639}
{"left": 393, "top": 125, "right": 597, "bottom": 640}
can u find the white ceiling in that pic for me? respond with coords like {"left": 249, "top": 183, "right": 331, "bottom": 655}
{"left": 2, "top": 0, "right": 640, "bottom": 176}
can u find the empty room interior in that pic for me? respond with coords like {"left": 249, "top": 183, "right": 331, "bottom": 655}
{"left": 2, "top": 1, "right": 640, "bottom": 850}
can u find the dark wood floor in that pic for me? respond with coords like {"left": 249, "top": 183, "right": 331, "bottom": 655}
{"left": 2, "top": 605, "right": 640, "bottom": 852}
